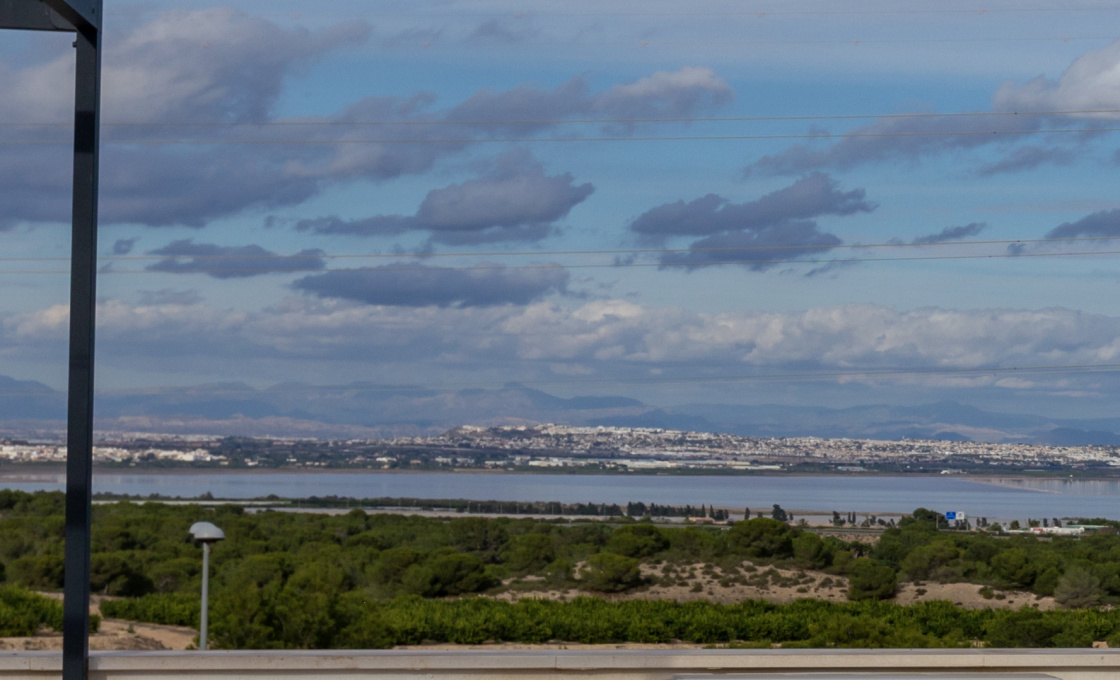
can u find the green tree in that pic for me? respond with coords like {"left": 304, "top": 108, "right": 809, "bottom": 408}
{"left": 606, "top": 524, "right": 667, "bottom": 559}
{"left": 503, "top": 533, "right": 556, "bottom": 573}
{"left": 846, "top": 559, "right": 897, "bottom": 601}
{"left": 448, "top": 517, "right": 508, "bottom": 561}
{"left": 370, "top": 547, "right": 423, "bottom": 588}
{"left": 1032, "top": 566, "right": 1061, "bottom": 597}
{"left": 726, "top": 518, "right": 795, "bottom": 559}
{"left": 985, "top": 609, "right": 1063, "bottom": 647}
{"left": 1053, "top": 567, "right": 1103, "bottom": 609}
{"left": 900, "top": 539, "right": 959, "bottom": 582}
{"left": 8, "top": 554, "right": 64, "bottom": 589}
{"left": 403, "top": 553, "right": 496, "bottom": 597}
{"left": 792, "top": 533, "right": 831, "bottom": 570}
{"left": 579, "top": 553, "right": 643, "bottom": 593}
{"left": 990, "top": 548, "right": 1036, "bottom": 590}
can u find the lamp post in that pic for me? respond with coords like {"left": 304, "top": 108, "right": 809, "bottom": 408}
{"left": 189, "top": 521, "right": 225, "bottom": 650}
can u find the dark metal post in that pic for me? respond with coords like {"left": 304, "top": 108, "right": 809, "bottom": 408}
{"left": 62, "top": 9, "right": 101, "bottom": 680}
{"left": 0, "top": 3, "right": 102, "bottom": 677}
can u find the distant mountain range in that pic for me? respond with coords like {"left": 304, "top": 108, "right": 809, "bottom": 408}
{"left": 1, "top": 374, "right": 1119, "bottom": 445}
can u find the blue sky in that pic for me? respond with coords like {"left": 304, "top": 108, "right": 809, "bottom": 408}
{"left": 4, "top": 0, "right": 1120, "bottom": 420}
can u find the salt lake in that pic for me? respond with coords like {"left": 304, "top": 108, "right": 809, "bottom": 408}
{"left": 2, "top": 470, "right": 1119, "bottom": 522}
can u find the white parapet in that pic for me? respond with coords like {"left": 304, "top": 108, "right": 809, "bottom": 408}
{"left": 1, "top": 649, "right": 1120, "bottom": 680}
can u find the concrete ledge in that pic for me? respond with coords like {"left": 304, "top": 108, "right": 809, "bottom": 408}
{"left": 1, "top": 649, "right": 1119, "bottom": 680}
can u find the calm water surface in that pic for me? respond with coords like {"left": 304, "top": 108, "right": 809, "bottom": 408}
{"left": 2, "top": 471, "right": 1119, "bottom": 521}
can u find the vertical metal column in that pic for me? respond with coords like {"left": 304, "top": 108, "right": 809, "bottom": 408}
{"left": 62, "top": 15, "right": 101, "bottom": 680}
{"left": 200, "top": 542, "right": 211, "bottom": 650}
{"left": 0, "top": 3, "right": 102, "bottom": 677}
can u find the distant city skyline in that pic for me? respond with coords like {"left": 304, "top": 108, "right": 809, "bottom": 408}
{"left": 3, "top": 0, "right": 1120, "bottom": 421}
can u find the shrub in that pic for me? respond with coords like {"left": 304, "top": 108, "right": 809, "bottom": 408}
{"left": 579, "top": 553, "right": 643, "bottom": 593}
{"left": 726, "top": 518, "right": 795, "bottom": 559}
{"left": 606, "top": 525, "right": 668, "bottom": 559}
{"left": 0, "top": 586, "right": 98, "bottom": 636}
{"left": 1054, "top": 567, "right": 1103, "bottom": 609}
{"left": 503, "top": 533, "right": 556, "bottom": 573}
{"left": 403, "top": 553, "right": 496, "bottom": 597}
{"left": 846, "top": 560, "right": 897, "bottom": 601}
{"left": 8, "top": 554, "right": 64, "bottom": 590}
{"left": 100, "top": 593, "right": 199, "bottom": 627}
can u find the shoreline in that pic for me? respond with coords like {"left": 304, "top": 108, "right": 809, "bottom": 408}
{"left": 2, "top": 463, "right": 1119, "bottom": 482}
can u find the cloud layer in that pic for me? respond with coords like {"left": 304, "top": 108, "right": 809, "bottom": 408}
{"left": 9, "top": 298, "right": 1120, "bottom": 385}
{"left": 0, "top": 9, "right": 732, "bottom": 230}
{"left": 912, "top": 223, "right": 986, "bottom": 244}
{"left": 292, "top": 263, "right": 569, "bottom": 307}
{"left": 146, "top": 240, "right": 326, "bottom": 278}
{"left": 297, "top": 150, "right": 594, "bottom": 244}
{"left": 746, "top": 38, "right": 1120, "bottom": 177}
{"left": 629, "top": 173, "right": 874, "bottom": 270}
{"left": 1045, "top": 209, "right": 1120, "bottom": 239}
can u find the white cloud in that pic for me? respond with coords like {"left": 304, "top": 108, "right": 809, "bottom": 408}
{"left": 7, "top": 299, "right": 1120, "bottom": 391}
{"left": 994, "top": 41, "right": 1120, "bottom": 116}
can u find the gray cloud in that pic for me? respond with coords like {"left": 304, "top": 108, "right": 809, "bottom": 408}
{"left": 292, "top": 264, "right": 569, "bottom": 307}
{"left": 443, "top": 67, "right": 732, "bottom": 135}
{"left": 138, "top": 289, "right": 203, "bottom": 306}
{"left": 912, "top": 222, "right": 986, "bottom": 244}
{"left": 976, "top": 146, "right": 1076, "bottom": 177}
{"left": 0, "top": 5, "right": 730, "bottom": 231}
{"left": 1045, "top": 209, "right": 1120, "bottom": 239}
{"left": 0, "top": 8, "right": 371, "bottom": 126}
{"left": 298, "top": 150, "right": 594, "bottom": 245}
{"left": 294, "top": 215, "right": 412, "bottom": 238}
{"left": 747, "top": 114, "right": 1041, "bottom": 176}
{"left": 628, "top": 174, "right": 872, "bottom": 271}
{"left": 631, "top": 173, "right": 873, "bottom": 241}
{"left": 112, "top": 238, "right": 138, "bottom": 255}
{"left": 466, "top": 18, "right": 539, "bottom": 45}
{"left": 146, "top": 240, "right": 326, "bottom": 278}
{"left": 744, "top": 41, "right": 1120, "bottom": 176}
{"left": 659, "top": 223, "right": 842, "bottom": 271}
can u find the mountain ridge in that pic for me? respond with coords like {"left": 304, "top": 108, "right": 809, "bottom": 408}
{"left": 0, "top": 376, "right": 1116, "bottom": 445}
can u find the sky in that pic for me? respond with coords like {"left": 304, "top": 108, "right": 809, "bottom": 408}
{"left": 4, "top": 0, "right": 1120, "bottom": 420}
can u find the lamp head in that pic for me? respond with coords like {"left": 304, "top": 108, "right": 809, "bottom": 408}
{"left": 189, "top": 521, "right": 225, "bottom": 544}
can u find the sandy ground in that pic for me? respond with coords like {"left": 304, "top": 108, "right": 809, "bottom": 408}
{"left": 894, "top": 581, "right": 1056, "bottom": 610}
{"left": 0, "top": 619, "right": 196, "bottom": 651}
{"left": 497, "top": 560, "right": 1055, "bottom": 610}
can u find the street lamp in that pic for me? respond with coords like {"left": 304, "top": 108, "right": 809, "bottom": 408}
{"left": 189, "top": 521, "right": 225, "bottom": 651}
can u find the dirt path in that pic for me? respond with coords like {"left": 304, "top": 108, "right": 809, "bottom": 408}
{"left": 0, "top": 619, "right": 196, "bottom": 651}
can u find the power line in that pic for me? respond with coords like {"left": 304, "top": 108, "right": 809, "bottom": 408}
{"left": 6, "top": 247, "right": 1120, "bottom": 276}
{"left": 2, "top": 235, "right": 1118, "bottom": 265}
{"left": 4, "top": 127, "right": 1118, "bottom": 146}
{"left": 117, "top": 6, "right": 1120, "bottom": 18}
{"left": 2, "top": 109, "right": 1117, "bottom": 128}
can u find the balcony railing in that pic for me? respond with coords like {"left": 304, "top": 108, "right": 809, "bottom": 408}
{"left": 1, "top": 648, "right": 1119, "bottom": 679}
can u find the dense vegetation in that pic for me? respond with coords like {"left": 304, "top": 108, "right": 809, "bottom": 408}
{"left": 98, "top": 592, "right": 1120, "bottom": 649}
{"left": 0, "top": 586, "right": 97, "bottom": 636}
{"left": 2, "top": 490, "right": 1120, "bottom": 648}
